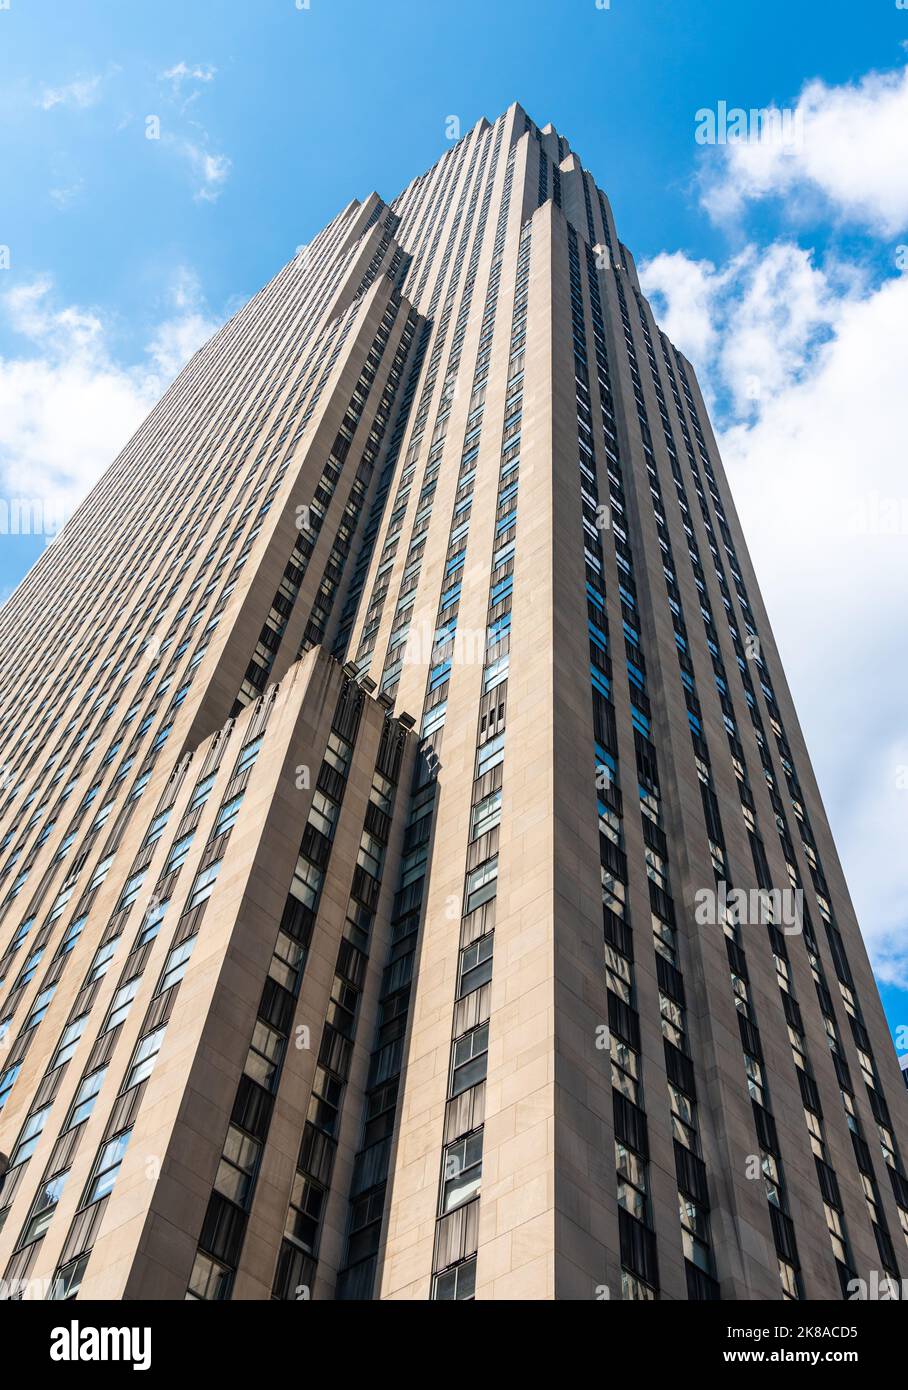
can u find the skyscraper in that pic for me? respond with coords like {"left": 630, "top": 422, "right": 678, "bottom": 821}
{"left": 0, "top": 101, "right": 904, "bottom": 1304}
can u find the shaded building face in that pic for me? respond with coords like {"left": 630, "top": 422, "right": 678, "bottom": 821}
{"left": 0, "top": 103, "right": 905, "bottom": 1304}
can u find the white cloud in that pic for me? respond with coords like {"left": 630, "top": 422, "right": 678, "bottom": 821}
{"left": 181, "top": 141, "right": 232, "bottom": 201}
{"left": 146, "top": 269, "right": 220, "bottom": 378}
{"left": 642, "top": 242, "right": 859, "bottom": 414}
{"left": 641, "top": 244, "right": 908, "bottom": 985}
{"left": 637, "top": 250, "right": 722, "bottom": 362}
{"left": 37, "top": 75, "right": 103, "bottom": 111}
{"left": 699, "top": 63, "right": 908, "bottom": 235}
{"left": 48, "top": 178, "right": 85, "bottom": 210}
{"left": 159, "top": 62, "right": 218, "bottom": 117}
{"left": 0, "top": 273, "right": 221, "bottom": 537}
{"left": 154, "top": 62, "right": 229, "bottom": 198}
{"left": 160, "top": 62, "right": 217, "bottom": 86}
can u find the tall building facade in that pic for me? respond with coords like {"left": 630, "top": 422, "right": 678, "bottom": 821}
{"left": 0, "top": 103, "right": 905, "bottom": 1304}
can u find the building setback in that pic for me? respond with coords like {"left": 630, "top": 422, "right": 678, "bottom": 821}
{"left": 0, "top": 102, "right": 905, "bottom": 1303}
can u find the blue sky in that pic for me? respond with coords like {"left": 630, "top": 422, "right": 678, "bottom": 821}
{"left": 0, "top": 0, "right": 906, "bottom": 1050}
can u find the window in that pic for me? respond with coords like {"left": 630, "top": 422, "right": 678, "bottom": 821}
{"left": 52, "top": 1014, "right": 88, "bottom": 1069}
{"left": 11, "top": 1104, "right": 52, "bottom": 1166}
{"left": 83, "top": 1130, "right": 132, "bottom": 1205}
{"left": 125, "top": 1026, "right": 166, "bottom": 1089}
{"left": 669, "top": 1084, "right": 696, "bottom": 1149}
{"left": 64, "top": 1068, "right": 107, "bottom": 1131}
{"left": 616, "top": 1140, "right": 648, "bottom": 1218}
{"left": 186, "top": 860, "right": 221, "bottom": 910}
{"left": 290, "top": 856, "right": 322, "bottom": 909}
{"left": 307, "top": 791, "right": 338, "bottom": 839}
{"left": 0, "top": 1062, "right": 22, "bottom": 1111}
{"left": 125, "top": 767, "right": 147, "bottom": 799}
{"left": 49, "top": 1254, "right": 90, "bottom": 1301}
{"left": 165, "top": 834, "right": 194, "bottom": 873}
{"left": 286, "top": 1173, "right": 324, "bottom": 1253}
{"left": 744, "top": 1054, "right": 764, "bottom": 1104}
{"left": 441, "top": 1132, "right": 483, "bottom": 1212}
{"left": 324, "top": 732, "right": 352, "bottom": 777}
{"left": 25, "top": 984, "right": 56, "bottom": 1029}
{"left": 622, "top": 1268, "right": 656, "bottom": 1301}
{"left": 104, "top": 977, "right": 139, "bottom": 1032}
{"left": 645, "top": 847, "right": 667, "bottom": 888}
{"left": 186, "top": 1251, "right": 232, "bottom": 1302}
{"left": 157, "top": 937, "right": 195, "bottom": 994}
{"left": 15, "top": 946, "right": 44, "bottom": 988}
{"left": 464, "top": 857, "right": 498, "bottom": 915}
{"left": 92, "top": 800, "right": 115, "bottom": 830}
{"left": 432, "top": 1256, "right": 476, "bottom": 1301}
{"left": 48, "top": 885, "right": 73, "bottom": 921}
{"left": 762, "top": 1152, "right": 781, "bottom": 1207}
{"left": 58, "top": 915, "right": 87, "bottom": 957}
{"left": 659, "top": 993, "right": 684, "bottom": 1048}
{"left": 357, "top": 831, "right": 384, "bottom": 880}
{"left": 212, "top": 793, "right": 244, "bottom": 839}
{"left": 470, "top": 790, "right": 501, "bottom": 841}
{"left": 679, "top": 1195, "right": 712, "bottom": 1271}
{"left": 234, "top": 737, "right": 262, "bottom": 776}
{"left": 825, "top": 1203, "right": 847, "bottom": 1263}
{"left": 11, "top": 916, "right": 35, "bottom": 949}
{"left": 87, "top": 936, "right": 119, "bottom": 983}
{"left": 149, "top": 722, "right": 172, "bottom": 752}
{"left": 421, "top": 702, "right": 447, "bottom": 739}
{"left": 476, "top": 732, "right": 505, "bottom": 779}
{"left": 778, "top": 1258, "right": 799, "bottom": 1299}
{"left": 370, "top": 774, "right": 394, "bottom": 814}
{"left": 458, "top": 934, "right": 493, "bottom": 997}
{"left": 268, "top": 930, "right": 304, "bottom": 993}
{"left": 116, "top": 870, "right": 146, "bottom": 912}
{"left": 137, "top": 898, "right": 169, "bottom": 947}
{"left": 188, "top": 772, "right": 217, "bottom": 811}
{"left": 87, "top": 850, "right": 114, "bottom": 884}
{"left": 21, "top": 1172, "right": 70, "bottom": 1246}
{"left": 53, "top": 831, "right": 77, "bottom": 861}
{"left": 143, "top": 810, "right": 171, "bottom": 846}
{"left": 428, "top": 660, "right": 451, "bottom": 692}
{"left": 214, "top": 1125, "right": 261, "bottom": 1208}
{"left": 450, "top": 1023, "right": 489, "bottom": 1096}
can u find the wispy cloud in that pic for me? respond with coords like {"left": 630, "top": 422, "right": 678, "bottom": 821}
{"left": 49, "top": 178, "right": 86, "bottom": 210}
{"left": 37, "top": 74, "right": 103, "bottom": 111}
{"left": 155, "top": 61, "right": 230, "bottom": 200}
{"left": 160, "top": 61, "right": 217, "bottom": 87}
{"left": 180, "top": 140, "right": 232, "bottom": 202}
{"left": 159, "top": 61, "right": 218, "bottom": 115}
